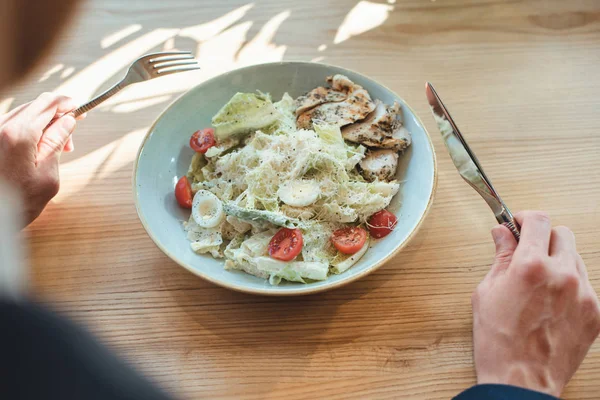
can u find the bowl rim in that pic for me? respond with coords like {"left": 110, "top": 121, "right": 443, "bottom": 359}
{"left": 133, "top": 61, "right": 438, "bottom": 296}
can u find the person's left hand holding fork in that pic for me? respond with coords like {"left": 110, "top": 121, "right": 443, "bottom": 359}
{"left": 0, "top": 92, "right": 85, "bottom": 226}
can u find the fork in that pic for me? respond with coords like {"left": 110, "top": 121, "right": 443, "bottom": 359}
{"left": 62, "top": 51, "right": 199, "bottom": 119}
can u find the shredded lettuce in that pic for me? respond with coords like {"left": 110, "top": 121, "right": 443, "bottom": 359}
{"left": 301, "top": 221, "right": 338, "bottom": 264}
{"left": 314, "top": 123, "right": 346, "bottom": 160}
{"left": 223, "top": 230, "right": 328, "bottom": 284}
{"left": 331, "top": 237, "right": 370, "bottom": 274}
{"left": 252, "top": 257, "right": 328, "bottom": 284}
{"left": 269, "top": 93, "right": 297, "bottom": 134}
{"left": 184, "top": 218, "right": 223, "bottom": 258}
{"left": 187, "top": 153, "right": 207, "bottom": 184}
{"left": 212, "top": 92, "right": 279, "bottom": 140}
{"left": 346, "top": 144, "right": 366, "bottom": 171}
{"left": 240, "top": 229, "right": 275, "bottom": 257}
{"left": 185, "top": 92, "right": 403, "bottom": 285}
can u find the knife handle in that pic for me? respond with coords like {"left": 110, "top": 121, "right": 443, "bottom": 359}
{"left": 503, "top": 220, "right": 521, "bottom": 242}
{"left": 497, "top": 209, "right": 521, "bottom": 242}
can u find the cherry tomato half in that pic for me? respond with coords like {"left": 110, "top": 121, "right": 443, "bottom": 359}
{"left": 268, "top": 228, "right": 304, "bottom": 261}
{"left": 190, "top": 128, "right": 216, "bottom": 153}
{"left": 175, "top": 176, "right": 193, "bottom": 209}
{"left": 367, "top": 209, "right": 397, "bottom": 239}
{"left": 331, "top": 226, "right": 367, "bottom": 255}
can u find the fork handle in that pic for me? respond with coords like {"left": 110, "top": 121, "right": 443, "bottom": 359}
{"left": 46, "top": 81, "right": 126, "bottom": 129}
{"left": 72, "top": 81, "right": 125, "bottom": 117}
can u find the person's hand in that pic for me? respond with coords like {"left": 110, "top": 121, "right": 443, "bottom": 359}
{"left": 0, "top": 93, "right": 80, "bottom": 226}
{"left": 472, "top": 211, "right": 600, "bottom": 397}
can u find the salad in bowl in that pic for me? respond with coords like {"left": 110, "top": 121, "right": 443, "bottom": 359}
{"left": 174, "top": 75, "right": 411, "bottom": 285}
{"left": 134, "top": 61, "right": 436, "bottom": 295}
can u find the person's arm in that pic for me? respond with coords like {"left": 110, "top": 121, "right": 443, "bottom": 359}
{"left": 0, "top": 127, "right": 173, "bottom": 399}
{"left": 456, "top": 211, "right": 600, "bottom": 399}
{"left": 0, "top": 298, "right": 175, "bottom": 400}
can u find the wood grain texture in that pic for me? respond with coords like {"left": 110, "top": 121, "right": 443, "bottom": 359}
{"left": 3, "top": 0, "right": 600, "bottom": 398}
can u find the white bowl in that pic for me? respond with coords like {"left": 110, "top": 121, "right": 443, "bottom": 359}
{"left": 134, "top": 62, "right": 437, "bottom": 296}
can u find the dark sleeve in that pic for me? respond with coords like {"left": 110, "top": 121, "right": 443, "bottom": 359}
{"left": 454, "top": 384, "right": 559, "bottom": 400}
{"left": 0, "top": 299, "right": 175, "bottom": 400}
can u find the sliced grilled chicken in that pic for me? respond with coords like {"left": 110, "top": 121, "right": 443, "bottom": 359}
{"left": 358, "top": 149, "right": 399, "bottom": 182}
{"left": 295, "top": 86, "right": 347, "bottom": 117}
{"left": 328, "top": 74, "right": 356, "bottom": 92}
{"left": 342, "top": 101, "right": 411, "bottom": 152}
{"left": 296, "top": 75, "right": 376, "bottom": 129}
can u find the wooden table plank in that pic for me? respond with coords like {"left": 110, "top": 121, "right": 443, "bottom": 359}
{"left": 3, "top": 0, "right": 600, "bottom": 398}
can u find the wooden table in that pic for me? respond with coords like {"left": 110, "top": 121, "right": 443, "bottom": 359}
{"left": 4, "top": 0, "right": 600, "bottom": 398}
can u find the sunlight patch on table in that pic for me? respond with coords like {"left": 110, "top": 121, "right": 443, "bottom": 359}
{"left": 55, "top": 128, "right": 148, "bottom": 202}
{"left": 196, "top": 21, "right": 253, "bottom": 73}
{"left": 179, "top": 3, "right": 254, "bottom": 42}
{"left": 237, "top": 11, "right": 289, "bottom": 65}
{"left": 44, "top": 5, "right": 288, "bottom": 117}
{"left": 54, "top": 28, "right": 179, "bottom": 103}
{"left": 101, "top": 24, "right": 143, "bottom": 48}
{"left": 97, "top": 70, "right": 203, "bottom": 109}
{"left": 194, "top": 12, "right": 289, "bottom": 79}
{"left": 110, "top": 95, "right": 173, "bottom": 113}
{"left": 38, "top": 64, "right": 64, "bottom": 82}
{"left": 163, "top": 38, "right": 175, "bottom": 50}
{"left": 334, "top": 1, "right": 393, "bottom": 44}
{"left": 95, "top": 8, "right": 288, "bottom": 109}
{"left": 61, "top": 66, "right": 75, "bottom": 79}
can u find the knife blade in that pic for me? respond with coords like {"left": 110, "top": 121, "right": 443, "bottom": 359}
{"left": 425, "top": 82, "right": 521, "bottom": 240}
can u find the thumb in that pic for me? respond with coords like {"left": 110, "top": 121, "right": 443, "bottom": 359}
{"left": 489, "top": 224, "right": 518, "bottom": 276}
{"left": 37, "top": 114, "right": 76, "bottom": 163}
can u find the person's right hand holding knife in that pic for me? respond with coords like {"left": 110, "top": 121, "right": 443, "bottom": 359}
{"left": 457, "top": 211, "right": 600, "bottom": 399}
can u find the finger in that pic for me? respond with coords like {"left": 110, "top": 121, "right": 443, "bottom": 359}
{"left": 0, "top": 101, "right": 31, "bottom": 126}
{"left": 549, "top": 226, "right": 577, "bottom": 258}
{"left": 576, "top": 254, "right": 589, "bottom": 282}
{"left": 60, "top": 111, "right": 76, "bottom": 153}
{"left": 514, "top": 211, "right": 552, "bottom": 254}
{"left": 37, "top": 115, "right": 76, "bottom": 163}
{"left": 63, "top": 136, "right": 75, "bottom": 153}
{"left": 489, "top": 224, "right": 518, "bottom": 277}
{"left": 575, "top": 256, "right": 600, "bottom": 340}
{"left": 75, "top": 112, "right": 87, "bottom": 121}
{"left": 23, "top": 93, "right": 76, "bottom": 139}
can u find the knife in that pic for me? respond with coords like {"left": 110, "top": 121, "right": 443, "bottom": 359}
{"left": 425, "top": 82, "right": 521, "bottom": 241}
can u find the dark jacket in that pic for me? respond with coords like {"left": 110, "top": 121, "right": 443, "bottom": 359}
{"left": 455, "top": 384, "right": 558, "bottom": 400}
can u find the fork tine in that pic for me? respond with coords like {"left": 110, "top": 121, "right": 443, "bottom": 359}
{"left": 152, "top": 59, "right": 198, "bottom": 69}
{"left": 155, "top": 65, "right": 201, "bottom": 76}
{"left": 149, "top": 56, "right": 194, "bottom": 65}
{"left": 142, "top": 51, "right": 192, "bottom": 62}
{"left": 146, "top": 51, "right": 191, "bottom": 57}
{"left": 148, "top": 54, "right": 195, "bottom": 63}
